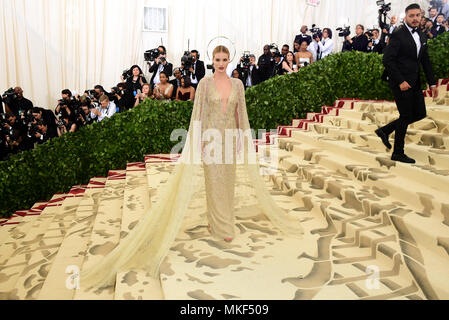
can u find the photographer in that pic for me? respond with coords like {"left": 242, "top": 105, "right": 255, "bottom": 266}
{"left": 238, "top": 54, "right": 261, "bottom": 88}
{"left": 272, "top": 52, "right": 284, "bottom": 76}
{"left": 124, "top": 65, "right": 148, "bottom": 96}
{"left": 432, "top": 13, "right": 447, "bottom": 36}
{"left": 2, "top": 113, "right": 24, "bottom": 155}
{"left": 315, "top": 28, "right": 334, "bottom": 59}
{"left": 345, "top": 24, "right": 370, "bottom": 52}
{"left": 112, "top": 82, "right": 135, "bottom": 112}
{"left": 76, "top": 96, "right": 96, "bottom": 128}
{"left": 148, "top": 46, "right": 173, "bottom": 88}
{"left": 55, "top": 89, "right": 76, "bottom": 123}
{"left": 33, "top": 120, "right": 57, "bottom": 145}
{"left": 423, "top": 18, "right": 436, "bottom": 39}
{"left": 294, "top": 26, "right": 312, "bottom": 52}
{"left": 367, "top": 29, "right": 385, "bottom": 53}
{"left": 258, "top": 45, "right": 275, "bottom": 82}
{"left": 57, "top": 113, "right": 77, "bottom": 137}
{"left": 32, "top": 107, "right": 58, "bottom": 138}
{"left": 3, "top": 87, "right": 33, "bottom": 118}
{"left": 188, "top": 50, "right": 206, "bottom": 90}
{"left": 91, "top": 95, "right": 117, "bottom": 122}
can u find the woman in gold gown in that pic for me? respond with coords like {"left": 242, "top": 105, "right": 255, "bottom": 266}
{"left": 80, "top": 46, "right": 304, "bottom": 289}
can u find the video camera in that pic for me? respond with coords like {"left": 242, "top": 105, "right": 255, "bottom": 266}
{"left": 181, "top": 51, "right": 194, "bottom": 72}
{"left": 122, "top": 69, "right": 131, "bottom": 81}
{"left": 2, "top": 88, "right": 18, "bottom": 105}
{"left": 377, "top": 0, "right": 392, "bottom": 30}
{"left": 268, "top": 44, "right": 281, "bottom": 58}
{"left": 311, "top": 24, "right": 323, "bottom": 39}
{"left": 144, "top": 48, "right": 160, "bottom": 62}
{"left": 241, "top": 52, "right": 252, "bottom": 69}
{"left": 337, "top": 26, "right": 351, "bottom": 37}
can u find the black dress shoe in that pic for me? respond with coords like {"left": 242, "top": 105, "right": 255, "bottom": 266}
{"left": 391, "top": 153, "right": 416, "bottom": 164}
{"left": 375, "top": 129, "right": 392, "bottom": 150}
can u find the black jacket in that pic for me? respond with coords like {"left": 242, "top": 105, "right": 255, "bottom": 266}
{"left": 191, "top": 60, "right": 206, "bottom": 83}
{"left": 237, "top": 64, "right": 261, "bottom": 87}
{"left": 257, "top": 54, "right": 275, "bottom": 82}
{"left": 350, "top": 35, "right": 369, "bottom": 52}
{"left": 294, "top": 34, "right": 312, "bottom": 50}
{"left": 149, "top": 62, "right": 173, "bottom": 86}
{"left": 382, "top": 25, "right": 436, "bottom": 89}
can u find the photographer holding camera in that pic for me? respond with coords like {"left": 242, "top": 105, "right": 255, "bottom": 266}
{"left": 187, "top": 50, "right": 206, "bottom": 90}
{"left": 123, "top": 65, "right": 148, "bottom": 96}
{"left": 76, "top": 96, "right": 96, "bottom": 128}
{"left": 315, "top": 28, "right": 334, "bottom": 60}
{"left": 237, "top": 54, "right": 261, "bottom": 88}
{"left": 369, "top": 29, "right": 386, "bottom": 53}
{"left": 33, "top": 120, "right": 57, "bottom": 145}
{"left": 2, "top": 87, "right": 33, "bottom": 118}
{"left": 148, "top": 46, "right": 173, "bottom": 89}
{"left": 294, "top": 26, "right": 312, "bottom": 53}
{"left": 55, "top": 89, "right": 76, "bottom": 123}
{"left": 1, "top": 113, "right": 24, "bottom": 155}
{"left": 345, "top": 24, "right": 370, "bottom": 52}
{"left": 90, "top": 95, "right": 117, "bottom": 122}
{"left": 32, "top": 107, "right": 58, "bottom": 139}
{"left": 432, "top": 13, "right": 448, "bottom": 36}
{"left": 112, "top": 83, "right": 135, "bottom": 112}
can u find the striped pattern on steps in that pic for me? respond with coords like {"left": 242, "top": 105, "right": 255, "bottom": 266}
{"left": 0, "top": 80, "right": 448, "bottom": 300}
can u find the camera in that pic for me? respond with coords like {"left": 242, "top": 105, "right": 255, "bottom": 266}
{"left": 181, "top": 51, "right": 194, "bottom": 72}
{"left": 337, "top": 26, "right": 351, "bottom": 37}
{"left": 144, "top": 48, "right": 160, "bottom": 62}
{"left": 377, "top": 1, "right": 392, "bottom": 30}
{"left": 122, "top": 69, "right": 131, "bottom": 81}
{"left": 311, "top": 24, "right": 323, "bottom": 40}
{"left": 84, "top": 90, "right": 98, "bottom": 100}
{"left": 2, "top": 88, "right": 18, "bottom": 105}
{"left": 241, "top": 52, "right": 252, "bottom": 69}
{"left": 268, "top": 44, "right": 280, "bottom": 58}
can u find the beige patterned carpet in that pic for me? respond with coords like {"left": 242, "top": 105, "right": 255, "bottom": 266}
{"left": 0, "top": 80, "right": 448, "bottom": 300}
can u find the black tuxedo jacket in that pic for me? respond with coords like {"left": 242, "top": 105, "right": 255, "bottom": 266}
{"left": 237, "top": 64, "right": 261, "bottom": 87}
{"left": 382, "top": 25, "right": 436, "bottom": 89}
{"left": 191, "top": 60, "right": 206, "bottom": 82}
{"left": 294, "top": 34, "right": 312, "bottom": 50}
{"left": 149, "top": 62, "right": 173, "bottom": 85}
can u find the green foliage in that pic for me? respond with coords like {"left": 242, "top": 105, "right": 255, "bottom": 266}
{"left": 1, "top": 34, "right": 448, "bottom": 218}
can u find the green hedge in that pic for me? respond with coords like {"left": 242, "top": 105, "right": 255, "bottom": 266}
{"left": 1, "top": 32, "right": 448, "bottom": 218}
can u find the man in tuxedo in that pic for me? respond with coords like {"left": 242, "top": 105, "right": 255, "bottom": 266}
{"left": 188, "top": 50, "right": 206, "bottom": 90}
{"left": 376, "top": 3, "right": 438, "bottom": 164}
{"left": 428, "top": 7, "right": 438, "bottom": 26}
{"left": 294, "top": 26, "right": 312, "bottom": 52}
{"left": 148, "top": 46, "right": 173, "bottom": 88}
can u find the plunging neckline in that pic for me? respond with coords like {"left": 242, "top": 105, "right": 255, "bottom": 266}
{"left": 212, "top": 77, "right": 233, "bottom": 116}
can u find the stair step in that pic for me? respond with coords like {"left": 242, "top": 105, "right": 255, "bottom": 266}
{"left": 74, "top": 172, "right": 126, "bottom": 300}
{"left": 37, "top": 178, "right": 107, "bottom": 300}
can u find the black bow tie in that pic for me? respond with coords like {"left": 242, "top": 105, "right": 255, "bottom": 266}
{"left": 412, "top": 28, "right": 418, "bottom": 34}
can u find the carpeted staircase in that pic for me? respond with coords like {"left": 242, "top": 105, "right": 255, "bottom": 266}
{"left": 0, "top": 80, "right": 448, "bottom": 300}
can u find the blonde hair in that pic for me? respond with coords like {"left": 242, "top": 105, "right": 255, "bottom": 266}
{"left": 213, "top": 45, "right": 230, "bottom": 59}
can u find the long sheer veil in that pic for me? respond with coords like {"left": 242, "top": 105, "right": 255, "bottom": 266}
{"left": 80, "top": 77, "right": 304, "bottom": 289}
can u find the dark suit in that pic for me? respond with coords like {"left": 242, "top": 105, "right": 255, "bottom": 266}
{"left": 380, "top": 25, "right": 436, "bottom": 155}
{"left": 149, "top": 61, "right": 173, "bottom": 87}
{"left": 190, "top": 60, "right": 206, "bottom": 89}
{"left": 431, "top": 24, "right": 446, "bottom": 37}
{"left": 237, "top": 64, "right": 261, "bottom": 88}
{"left": 350, "top": 34, "right": 369, "bottom": 52}
{"left": 169, "top": 79, "right": 181, "bottom": 100}
{"left": 294, "top": 34, "right": 312, "bottom": 51}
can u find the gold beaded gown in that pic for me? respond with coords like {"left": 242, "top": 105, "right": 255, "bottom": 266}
{"left": 81, "top": 76, "right": 304, "bottom": 289}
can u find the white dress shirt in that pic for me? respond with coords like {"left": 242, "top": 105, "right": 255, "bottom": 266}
{"left": 91, "top": 102, "right": 117, "bottom": 122}
{"left": 190, "top": 61, "right": 198, "bottom": 85}
{"left": 153, "top": 64, "right": 164, "bottom": 85}
{"left": 307, "top": 41, "right": 318, "bottom": 62}
{"left": 317, "top": 37, "right": 334, "bottom": 59}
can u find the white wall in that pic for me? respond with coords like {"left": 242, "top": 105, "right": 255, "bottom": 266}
{"left": 0, "top": 0, "right": 429, "bottom": 108}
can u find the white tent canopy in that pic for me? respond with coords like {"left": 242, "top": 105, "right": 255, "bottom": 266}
{"left": 1, "top": 0, "right": 429, "bottom": 108}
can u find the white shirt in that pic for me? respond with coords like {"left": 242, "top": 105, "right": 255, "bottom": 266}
{"left": 405, "top": 23, "right": 421, "bottom": 57}
{"left": 317, "top": 37, "right": 334, "bottom": 59}
{"left": 153, "top": 64, "right": 164, "bottom": 85}
{"left": 246, "top": 65, "right": 257, "bottom": 87}
{"left": 307, "top": 41, "right": 318, "bottom": 62}
{"left": 190, "top": 61, "right": 198, "bottom": 85}
{"left": 91, "top": 102, "right": 117, "bottom": 122}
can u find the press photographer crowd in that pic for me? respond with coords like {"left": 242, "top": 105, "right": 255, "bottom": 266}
{"left": 1, "top": 0, "right": 448, "bottom": 161}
